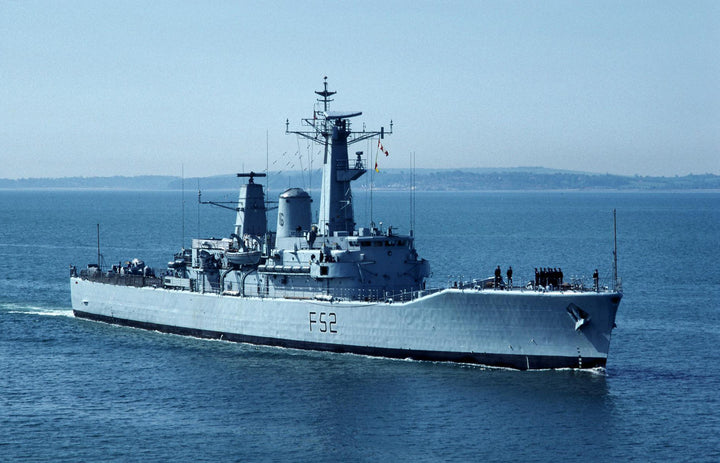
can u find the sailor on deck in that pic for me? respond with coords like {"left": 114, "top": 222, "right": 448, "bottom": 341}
{"left": 593, "top": 269, "right": 599, "bottom": 292}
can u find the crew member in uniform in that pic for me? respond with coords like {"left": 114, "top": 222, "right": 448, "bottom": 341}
{"left": 593, "top": 269, "right": 599, "bottom": 292}
{"left": 506, "top": 266, "right": 513, "bottom": 289}
{"left": 494, "top": 266, "right": 501, "bottom": 288}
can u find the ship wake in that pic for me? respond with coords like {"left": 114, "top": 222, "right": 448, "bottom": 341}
{"left": 1, "top": 302, "right": 74, "bottom": 318}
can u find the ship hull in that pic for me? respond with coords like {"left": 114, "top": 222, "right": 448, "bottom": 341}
{"left": 71, "top": 277, "right": 621, "bottom": 370}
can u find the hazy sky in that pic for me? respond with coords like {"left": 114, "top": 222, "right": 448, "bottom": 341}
{"left": 1, "top": 0, "right": 718, "bottom": 179}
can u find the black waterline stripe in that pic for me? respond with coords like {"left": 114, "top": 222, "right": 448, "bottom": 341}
{"left": 73, "top": 310, "right": 605, "bottom": 370}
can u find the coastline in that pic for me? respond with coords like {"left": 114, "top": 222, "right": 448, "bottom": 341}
{"left": 1, "top": 169, "right": 719, "bottom": 192}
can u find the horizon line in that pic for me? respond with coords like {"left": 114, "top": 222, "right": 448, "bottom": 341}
{"left": 2, "top": 166, "right": 719, "bottom": 182}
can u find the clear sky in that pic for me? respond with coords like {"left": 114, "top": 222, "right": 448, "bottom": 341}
{"left": 1, "top": 0, "right": 718, "bottom": 179}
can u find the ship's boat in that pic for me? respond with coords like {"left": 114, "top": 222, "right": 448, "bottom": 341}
{"left": 225, "top": 250, "right": 262, "bottom": 266}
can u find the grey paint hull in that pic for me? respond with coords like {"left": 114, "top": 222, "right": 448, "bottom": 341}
{"left": 71, "top": 277, "right": 621, "bottom": 370}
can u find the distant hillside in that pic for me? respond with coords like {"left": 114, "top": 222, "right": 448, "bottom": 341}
{"left": 0, "top": 175, "right": 178, "bottom": 190}
{"left": 1, "top": 169, "right": 719, "bottom": 191}
{"left": 375, "top": 170, "right": 720, "bottom": 191}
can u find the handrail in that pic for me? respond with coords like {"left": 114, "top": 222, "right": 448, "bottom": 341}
{"left": 76, "top": 268, "right": 618, "bottom": 303}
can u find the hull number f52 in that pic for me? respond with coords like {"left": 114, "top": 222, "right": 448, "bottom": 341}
{"left": 309, "top": 312, "right": 337, "bottom": 333}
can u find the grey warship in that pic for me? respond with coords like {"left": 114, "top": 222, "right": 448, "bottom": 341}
{"left": 71, "top": 80, "right": 623, "bottom": 370}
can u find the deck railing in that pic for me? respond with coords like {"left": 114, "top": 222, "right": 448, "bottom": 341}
{"left": 78, "top": 269, "right": 163, "bottom": 288}
{"left": 76, "top": 267, "right": 618, "bottom": 303}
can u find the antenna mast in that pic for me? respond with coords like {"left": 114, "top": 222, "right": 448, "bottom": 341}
{"left": 411, "top": 151, "right": 416, "bottom": 236}
{"left": 96, "top": 223, "right": 101, "bottom": 269}
{"left": 613, "top": 209, "right": 618, "bottom": 290}
{"left": 370, "top": 143, "right": 374, "bottom": 227}
{"left": 181, "top": 164, "right": 185, "bottom": 249}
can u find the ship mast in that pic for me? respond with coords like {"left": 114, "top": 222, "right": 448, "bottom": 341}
{"left": 286, "top": 77, "right": 392, "bottom": 237}
{"left": 613, "top": 208, "right": 619, "bottom": 291}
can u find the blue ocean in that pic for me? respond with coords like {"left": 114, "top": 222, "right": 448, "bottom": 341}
{"left": 1, "top": 189, "right": 718, "bottom": 462}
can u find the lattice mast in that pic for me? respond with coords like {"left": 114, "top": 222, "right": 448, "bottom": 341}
{"left": 286, "top": 77, "right": 392, "bottom": 236}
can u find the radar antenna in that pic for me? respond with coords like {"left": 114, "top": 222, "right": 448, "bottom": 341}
{"left": 198, "top": 172, "right": 268, "bottom": 211}
{"left": 286, "top": 77, "right": 392, "bottom": 148}
{"left": 237, "top": 171, "right": 267, "bottom": 184}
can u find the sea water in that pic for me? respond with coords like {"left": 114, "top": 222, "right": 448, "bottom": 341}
{"left": 1, "top": 189, "right": 718, "bottom": 462}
